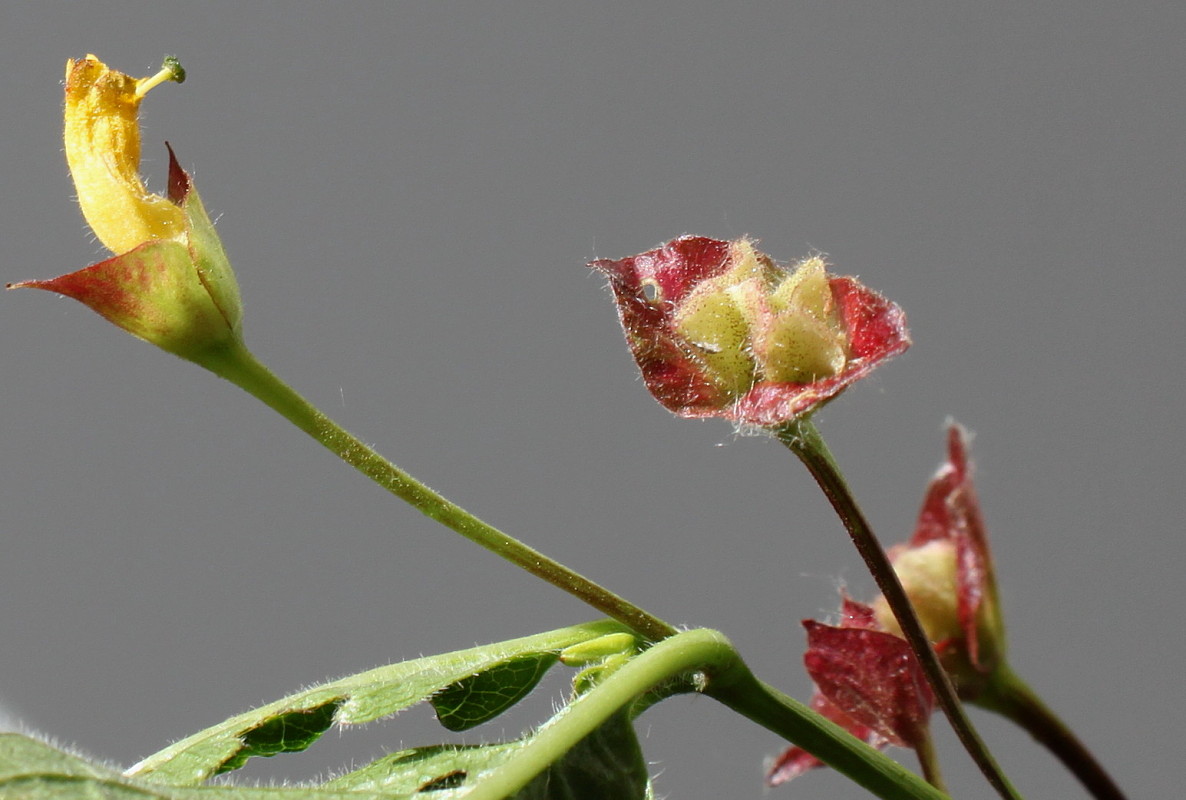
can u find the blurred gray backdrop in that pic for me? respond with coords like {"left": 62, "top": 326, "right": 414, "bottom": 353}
{"left": 2, "top": 3, "right": 1181, "bottom": 798}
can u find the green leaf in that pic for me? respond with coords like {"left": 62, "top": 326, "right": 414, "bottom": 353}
{"left": 0, "top": 722, "right": 648, "bottom": 800}
{"left": 214, "top": 701, "right": 342, "bottom": 775}
{"left": 514, "top": 710, "right": 649, "bottom": 800}
{"left": 0, "top": 733, "right": 411, "bottom": 799}
{"left": 128, "top": 620, "right": 626, "bottom": 785}
{"left": 431, "top": 652, "right": 557, "bottom": 732}
{"left": 323, "top": 709, "right": 649, "bottom": 799}
{"left": 323, "top": 742, "right": 523, "bottom": 794}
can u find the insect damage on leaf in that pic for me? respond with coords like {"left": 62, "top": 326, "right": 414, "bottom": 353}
{"left": 431, "top": 652, "right": 558, "bottom": 732}
{"left": 215, "top": 699, "right": 343, "bottom": 775}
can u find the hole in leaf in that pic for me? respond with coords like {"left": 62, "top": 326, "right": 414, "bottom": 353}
{"left": 215, "top": 699, "right": 343, "bottom": 775}
{"left": 431, "top": 653, "right": 558, "bottom": 732}
{"left": 641, "top": 280, "right": 660, "bottom": 303}
{"left": 419, "top": 770, "right": 467, "bottom": 791}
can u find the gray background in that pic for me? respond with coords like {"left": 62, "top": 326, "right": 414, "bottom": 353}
{"left": 1, "top": 3, "right": 1181, "bottom": 798}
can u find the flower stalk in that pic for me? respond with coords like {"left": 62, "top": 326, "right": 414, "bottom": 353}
{"left": 14, "top": 55, "right": 676, "bottom": 642}
{"left": 914, "top": 728, "right": 947, "bottom": 792}
{"left": 196, "top": 341, "right": 679, "bottom": 643}
{"left": 977, "top": 663, "right": 1126, "bottom": 800}
{"left": 775, "top": 416, "right": 1023, "bottom": 800}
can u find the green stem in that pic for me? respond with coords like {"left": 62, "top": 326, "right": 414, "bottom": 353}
{"left": 976, "top": 663, "right": 1127, "bottom": 800}
{"left": 775, "top": 417, "right": 1023, "bottom": 800}
{"left": 193, "top": 341, "right": 677, "bottom": 643}
{"left": 914, "top": 728, "right": 948, "bottom": 793}
{"left": 469, "top": 629, "right": 951, "bottom": 800}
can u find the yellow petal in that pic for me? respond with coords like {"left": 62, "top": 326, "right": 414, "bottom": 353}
{"left": 64, "top": 55, "right": 185, "bottom": 255}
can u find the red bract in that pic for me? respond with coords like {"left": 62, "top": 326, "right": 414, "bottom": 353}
{"left": 902, "top": 423, "right": 1002, "bottom": 670}
{"left": 802, "top": 620, "right": 934, "bottom": 749}
{"left": 767, "top": 603, "right": 934, "bottom": 787}
{"left": 590, "top": 235, "right": 909, "bottom": 426}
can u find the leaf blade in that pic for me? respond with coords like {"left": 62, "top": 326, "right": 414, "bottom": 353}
{"left": 127, "top": 620, "right": 626, "bottom": 785}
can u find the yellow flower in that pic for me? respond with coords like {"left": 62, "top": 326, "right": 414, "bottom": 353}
{"left": 64, "top": 54, "right": 186, "bottom": 255}
{"left": 11, "top": 55, "right": 243, "bottom": 366}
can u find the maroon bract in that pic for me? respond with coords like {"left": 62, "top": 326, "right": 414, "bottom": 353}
{"left": 767, "top": 604, "right": 934, "bottom": 787}
{"left": 802, "top": 620, "right": 934, "bottom": 749}
{"left": 899, "top": 424, "right": 1002, "bottom": 670}
{"left": 590, "top": 235, "right": 910, "bottom": 426}
{"left": 767, "top": 688, "right": 885, "bottom": 785}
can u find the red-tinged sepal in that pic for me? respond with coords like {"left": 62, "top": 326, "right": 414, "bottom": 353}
{"left": 838, "top": 593, "right": 880, "bottom": 630}
{"left": 10, "top": 149, "right": 243, "bottom": 363}
{"left": 166, "top": 145, "right": 243, "bottom": 339}
{"left": 873, "top": 422, "right": 1006, "bottom": 683}
{"left": 802, "top": 620, "right": 935, "bottom": 749}
{"left": 592, "top": 236, "right": 735, "bottom": 415}
{"left": 733, "top": 276, "right": 911, "bottom": 426}
{"left": 11, "top": 239, "right": 237, "bottom": 361}
{"left": 766, "top": 616, "right": 930, "bottom": 787}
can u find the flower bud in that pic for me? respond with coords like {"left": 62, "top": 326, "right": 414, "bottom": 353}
{"left": 867, "top": 424, "right": 1005, "bottom": 686}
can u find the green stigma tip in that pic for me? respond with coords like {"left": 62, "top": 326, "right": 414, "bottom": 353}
{"left": 162, "top": 55, "right": 186, "bottom": 84}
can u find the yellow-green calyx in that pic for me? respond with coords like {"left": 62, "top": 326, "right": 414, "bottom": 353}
{"left": 671, "top": 240, "right": 848, "bottom": 399}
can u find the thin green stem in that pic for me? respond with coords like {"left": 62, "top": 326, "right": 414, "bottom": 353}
{"left": 775, "top": 417, "right": 1023, "bottom": 800}
{"left": 468, "top": 629, "right": 951, "bottom": 800}
{"left": 914, "top": 728, "right": 948, "bottom": 793}
{"left": 976, "top": 663, "right": 1126, "bottom": 800}
{"left": 193, "top": 341, "right": 677, "bottom": 643}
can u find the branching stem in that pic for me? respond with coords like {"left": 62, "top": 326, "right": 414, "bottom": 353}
{"left": 775, "top": 417, "right": 1023, "bottom": 800}
{"left": 469, "top": 628, "right": 952, "bottom": 800}
{"left": 977, "top": 663, "right": 1127, "bottom": 800}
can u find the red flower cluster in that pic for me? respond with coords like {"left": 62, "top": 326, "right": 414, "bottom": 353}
{"left": 591, "top": 236, "right": 909, "bottom": 426}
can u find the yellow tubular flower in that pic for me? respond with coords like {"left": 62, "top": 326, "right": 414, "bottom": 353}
{"left": 64, "top": 54, "right": 186, "bottom": 255}
{"left": 12, "top": 54, "right": 244, "bottom": 365}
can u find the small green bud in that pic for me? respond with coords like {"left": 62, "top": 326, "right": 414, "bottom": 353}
{"left": 559, "top": 632, "right": 638, "bottom": 666}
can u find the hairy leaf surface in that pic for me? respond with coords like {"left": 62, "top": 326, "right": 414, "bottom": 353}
{"left": 127, "top": 620, "right": 626, "bottom": 785}
{"left": 431, "top": 653, "right": 558, "bottom": 732}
